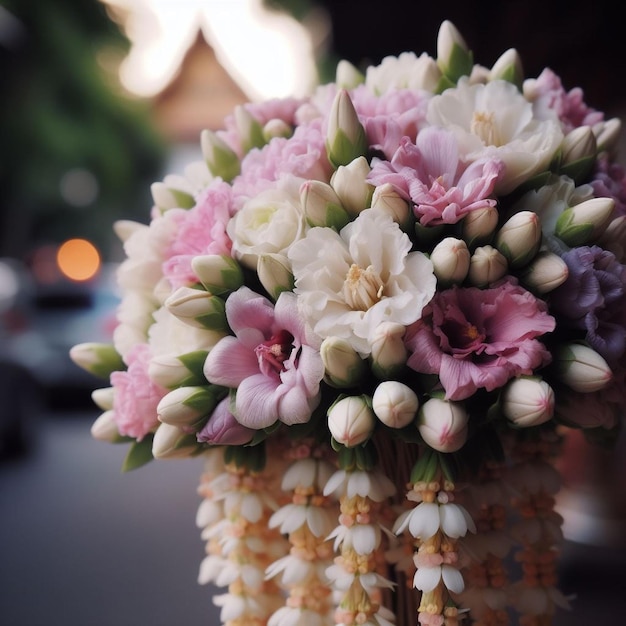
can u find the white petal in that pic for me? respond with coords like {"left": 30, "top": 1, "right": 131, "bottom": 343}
{"left": 413, "top": 565, "right": 442, "bottom": 591}
{"left": 441, "top": 564, "right": 465, "bottom": 593}
{"left": 439, "top": 503, "right": 471, "bottom": 538}
{"left": 282, "top": 458, "right": 317, "bottom": 490}
{"left": 351, "top": 524, "right": 380, "bottom": 554}
{"left": 323, "top": 469, "right": 347, "bottom": 496}
{"left": 408, "top": 502, "right": 441, "bottom": 539}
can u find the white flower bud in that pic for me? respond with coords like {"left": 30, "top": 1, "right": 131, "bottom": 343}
{"left": 327, "top": 395, "right": 375, "bottom": 447}
{"left": 369, "top": 322, "right": 408, "bottom": 379}
{"left": 598, "top": 215, "right": 626, "bottom": 262}
{"left": 234, "top": 105, "right": 266, "bottom": 153}
{"left": 157, "top": 385, "right": 219, "bottom": 429}
{"left": 488, "top": 48, "right": 523, "bottom": 88}
{"left": 518, "top": 250, "right": 569, "bottom": 294}
{"left": 370, "top": 183, "right": 412, "bottom": 229}
{"left": 495, "top": 210, "right": 542, "bottom": 267}
{"left": 320, "top": 336, "right": 366, "bottom": 387}
{"left": 262, "top": 118, "right": 293, "bottom": 141}
{"left": 164, "top": 286, "right": 228, "bottom": 332}
{"left": 436, "top": 20, "right": 472, "bottom": 82}
{"left": 330, "top": 156, "right": 374, "bottom": 216}
{"left": 257, "top": 253, "right": 294, "bottom": 301}
{"left": 191, "top": 254, "right": 244, "bottom": 295}
{"left": 555, "top": 343, "right": 613, "bottom": 393}
{"left": 113, "top": 219, "right": 144, "bottom": 243}
{"left": 150, "top": 181, "right": 195, "bottom": 212}
{"left": 430, "top": 237, "right": 470, "bottom": 285}
{"left": 593, "top": 117, "right": 622, "bottom": 154}
{"left": 335, "top": 59, "right": 364, "bottom": 89}
{"left": 418, "top": 397, "right": 468, "bottom": 453}
{"left": 148, "top": 351, "right": 208, "bottom": 389}
{"left": 91, "top": 387, "right": 115, "bottom": 411}
{"left": 372, "top": 381, "right": 419, "bottom": 429}
{"left": 461, "top": 205, "right": 498, "bottom": 248}
{"left": 326, "top": 89, "right": 368, "bottom": 168}
{"left": 555, "top": 197, "right": 615, "bottom": 246}
{"left": 560, "top": 126, "right": 597, "bottom": 166}
{"left": 501, "top": 377, "right": 555, "bottom": 427}
{"left": 467, "top": 245, "right": 508, "bottom": 287}
{"left": 300, "top": 179, "right": 349, "bottom": 230}
{"left": 152, "top": 422, "right": 199, "bottom": 459}
{"left": 90, "top": 410, "right": 124, "bottom": 442}
{"left": 69, "top": 342, "right": 125, "bottom": 379}
{"left": 200, "top": 129, "right": 240, "bottom": 182}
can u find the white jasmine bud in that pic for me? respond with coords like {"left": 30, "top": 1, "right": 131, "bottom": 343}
{"left": 369, "top": 322, "right": 408, "bottom": 379}
{"left": 501, "top": 377, "right": 555, "bottom": 427}
{"left": 200, "top": 129, "right": 240, "bottom": 182}
{"left": 191, "top": 254, "right": 244, "bottom": 295}
{"left": 461, "top": 205, "right": 499, "bottom": 248}
{"left": 518, "top": 250, "right": 569, "bottom": 294}
{"left": 495, "top": 210, "right": 542, "bottom": 267}
{"left": 257, "top": 253, "right": 294, "bottom": 301}
{"left": 326, "top": 89, "right": 368, "bottom": 168}
{"left": 430, "top": 237, "right": 470, "bottom": 286}
{"left": 328, "top": 395, "right": 375, "bottom": 447}
{"left": 157, "top": 385, "right": 221, "bottom": 429}
{"left": 555, "top": 343, "right": 613, "bottom": 392}
{"left": 300, "top": 179, "right": 350, "bottom": 230}
{"left": 560, "top": 126, "right": 597, "bottom": 167}
{"left": 335, "top": 59, "right": 364, "bottom": 89}
{"left": 69, "top": 342, "right": 125, "bottom": 379}
{"left": 330, "top": 156, "right": 374, "bottom": 216}
{"left": 488, "top": 48, "right": 523, "bottom": 88}
{"left": 152, "top": 422, "right": 199, "bottom": 459}
{"left": 370, "top": 183, "right": 412, "bottom": 229}
{"left": 418, "top": 397, "right": 468, "bottom": 453}
{"left": 436, "top": 20, "right": 473, "bottom": 84}
{"left": 91, "top": 410, "right": 125, "bottom": 443}
{"left": 234, "top": 105, "right": 266, "bottom": 153}
{"left": 164, "top": 286, "right": 228, "bottom": 332}
{"left": 555, "top": 197, "right": 615, "bottom": 246}
{"left": 91, "top": 387, "right": 115, "bottom": 411}
{"left": 321, "top": 336, "right": 366, "bottom": 387}
{"left": 467, "top": 245, "right": 508, "bottom": 287}
{"left": 372, "top": 381, "right": 419, "bottom": 429}
{"left": 148, "top": 351, "right": 208, "bottom": 389}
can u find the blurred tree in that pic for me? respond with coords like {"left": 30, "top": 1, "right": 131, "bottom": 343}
{"left": 0, "top": 0, "right": 166, "bottom": 262}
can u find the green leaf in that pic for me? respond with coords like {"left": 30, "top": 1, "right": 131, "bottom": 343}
{"left": 122, "top": 437, "right": 154, "bottom": 472}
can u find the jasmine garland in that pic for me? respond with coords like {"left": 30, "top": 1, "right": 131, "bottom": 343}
{"left": 71, "top": 19, "right": 626, "bottom": 626}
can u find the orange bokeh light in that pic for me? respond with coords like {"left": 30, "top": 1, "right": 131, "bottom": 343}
{"left": 56, "top": 238, "right": 101, "bottom": 281}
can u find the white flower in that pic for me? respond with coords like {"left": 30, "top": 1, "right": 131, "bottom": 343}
{"left": 269, "top": 502, "right": 336, "bottom": 537}
{"left": 323, "top": 468, "right": 396, "bottom": 502}
{"left": 327, "top": 522, "right": 382, "bottom": 554}
{"left": 394, "top": 501, "right": 476, "bottom": 540}
{"left": 265, "top": 554, "right": 327, "bottom": 586}
{"left": 325, "top": 564, "right": 394, "bottom": 592}
{"left": 414, "top": 563, "right": 465, "bottom": 593}
{"left": 365, "top": 51, "right": 441, "bottom": 94}
{"left": 426, "top": 78, "right": 564, "bottom": 194}
{"left": 289, "top": 208, "right": 436, "bottom": 356}
{"left": 228, "top": 175, "right": 306, "bottom": 270}
{"left": 281, "top": 457, "right": 336, "bottom": 492}
{"left": 268, "top": 606, "right": 327, "bottom": 626}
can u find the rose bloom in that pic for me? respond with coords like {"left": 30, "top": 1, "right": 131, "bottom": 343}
{"left": 426, "top": 78, "right": 563, "bottom": 195}
{"left": 110, "top": 343, "right": 168, "bottom": 440}
{"left": 203, "top": 287, "right": 324, "bottom": 429}
{"left": 405, "top": 279, "right": 555, "bottom": 400}
{"left": 288, "top": 208, "right": 436, "bottom": 356}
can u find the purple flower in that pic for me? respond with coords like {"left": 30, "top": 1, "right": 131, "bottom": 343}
{"left": 368, "top": 128, "right": 503, "bottom": 226}
{"left": 551, "top": 246, "right": 626, "bottom": 366}
{"left": 196, "top": 398, "right": 255, "bottom": 445}
{"left": 203, "top": 287, "right": 324, "bottom": 429}
{"left": 405, "top": 279, "right": 555, "bottom": 400}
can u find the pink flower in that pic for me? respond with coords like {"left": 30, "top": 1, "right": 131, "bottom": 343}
{"left": 203, "top": 287, "right": 324, "bottom": 429}
{"left": 368, "top": 128, "right": 503, "bottom": 226}
{"left": 405, "top": 279, "right": 555, "bottom": 400}
{"left": 196, "top": 398, "right": 255, "bottom": 445}
{"left": 110, "top": 343, "right": 168, "bottom": 440}
{"left": 162, "top": 179, "right": 235, "bottom": 289}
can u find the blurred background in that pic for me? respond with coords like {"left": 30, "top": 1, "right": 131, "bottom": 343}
{"left": 0, "top": 0, "right": 624, "bottom": 624}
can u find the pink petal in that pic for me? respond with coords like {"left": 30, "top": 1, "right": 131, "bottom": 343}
{"left": 235, "top": 374, "right": 280, "bottom": 428}
{"left": 203, "top": 336, "right": 259, "bottom": 387}
{"left": 225, "top": 287, "right": 276, "bottom": 340}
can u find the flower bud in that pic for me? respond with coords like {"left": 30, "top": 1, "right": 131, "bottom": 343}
{"left": 300, "top": 179, "right": 350, "bottom": 230}
{"left": 500, "top": 377, "right": 555, "bottom": 427}
{"left": 113, "top": 219, "right": 144, "bottom": 243}
{"left": 152, "top": 422, "right": 200, "bottom": 459}
{"left": 369, "top": 322, "right": 408, "bottom": 379}
{"left": 436, "top": 20, "right": 473, "bottom": 84}
{"left": 460, "top": 205, "right": 498, "bottom": 248}
{"left": 554, "top": 197, "right": 615, "bottom": 246}
{"left": 518, "top": 250, "right": 569, "bottom": 294}
{"left": 370, "top": 183, "right": 412, "bottom": 230}
{"left": 321, "top": 336, "right": 366, "bottom": 387}
{"left": 335, "top": 59, "right": 365, "bottom": 89}
{"left": 488, "top": 48, "right": 523, "bottom": 89}
{"left": 558, "top": 126, "right": 597, "bottom": 182}
{"left": 598, "top": 215, "right": 626, "bottom": 262}
{"left": 148, "top": 351, "right": 209, "bottom": 389}
{"left": 196, "top": 398, "right": 255, "bottom": 446}
{"left": 372, "top": 381, "right": 419, "bottom": 429}
{"left": 262, "top": 119, "right": 293, "bottom": 142}
{"left": 430, "top": 237, "right": 470, "bottom": 286}
{"left": 164, "top": 286, "right": 229, "bottom": 332}
{"left": 91, "top": 386, "right": 115, "bottom": 411}
{"left": 593, "top": 117, "right": 622, "bottom": 154}
{"left": 257, "top": 253, "right": 295, "bottom": 300}
{"left": 91, "top": 410, "right": 125, "bottom": 443}
{"left": 191, "top": 254, "right": 244, "bottom": 295}
{"left": 150, "top": 179, "right": 195, "bottom": 211}
{"left": 234, "top": 105, "right": 266, "bottom": 153}
{"left": 69, "top": 342, "right": 125, "bottom": 379}
{"left": 555, "top": 343, "right": 613, "bottom": 392}
{"left": 417, "top": 397, "right": 468, "bottom": 453}
{"left": 328, "top": 395, "right": 375, "bottom": 447}
{"left": 200, "top": 129, "right": 241, "bottom": 182}
{"left": 330, "top": 156, "right": 374, "bottom": 216}
{"left": 467, "top": 245, "right": 508, "bottom": 287}
{"left": 326, "top": 89, "right": 368, "bottom": 168}
{"left": 495, "top": 210, "right": 542, "bottom": 267}
{"left": 157, "top": 385, "right": 225, "bottom": 430}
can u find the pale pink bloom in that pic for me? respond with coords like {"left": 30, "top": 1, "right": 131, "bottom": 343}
{"left": 161, "top": 179, "right": 235, "bottom": 290}
{"left": 368, "top": 128, "right": 503, "bottom": 226}
{"left": 203, "top": 287, "right": 324, "bottom": 429}
{"left": 110, "top": 343, "right": 168, "bottom": 440}
{"left": 196, "top": 398, "right": 255, "bottom": 446}
{"left": 406, "top": 279, "right": 556, "bottom": 401}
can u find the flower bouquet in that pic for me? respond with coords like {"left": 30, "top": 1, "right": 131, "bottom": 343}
{"left": 71, "top": 19, "right": 626, "bottom": 626}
